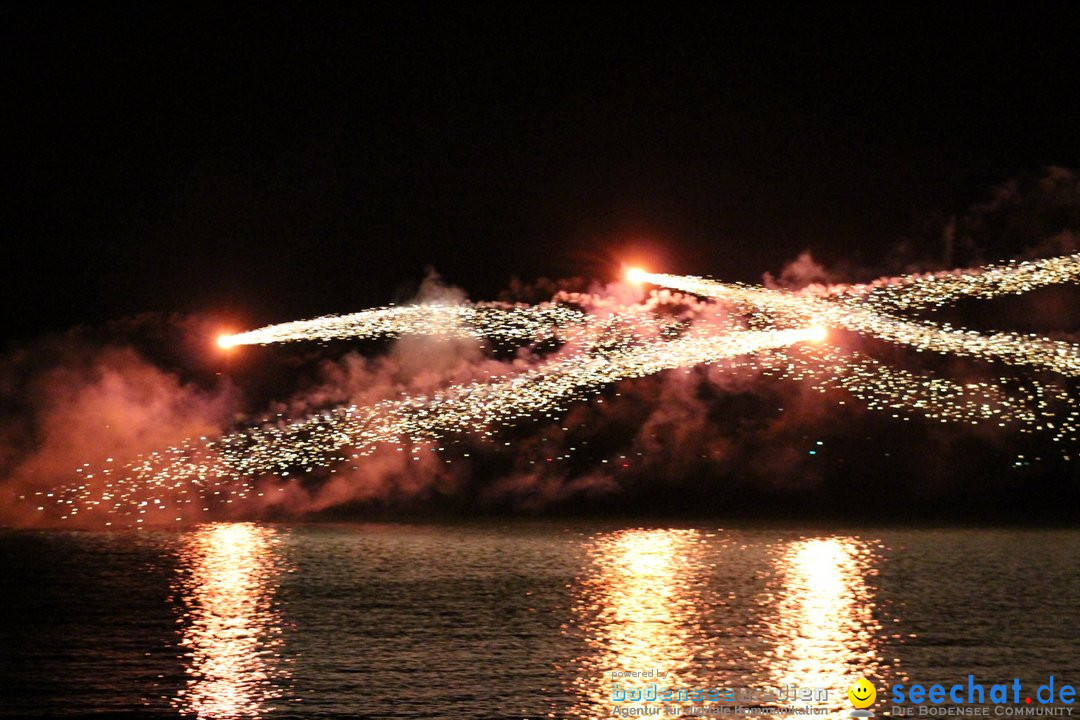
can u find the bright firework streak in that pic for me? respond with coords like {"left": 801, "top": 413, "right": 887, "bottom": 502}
{"left": 632, "top": 269, "right": 1080, "bottom": 378}
{"left": 839, "top": 252, "right": 1080, "bottom": 312}
{"left": 26, "top": 253, "right": 1080, "bottom": 525}
{"left": 39, "top": 323, "right": 822, "bottom": 522}
{"left": 217, "top": 303, "right": 590, "bottom": 347}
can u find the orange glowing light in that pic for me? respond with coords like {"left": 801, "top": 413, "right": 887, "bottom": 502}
{"left": 764, "top": 537, "right": 883, "bottom": 709}
{"left": 807, "top": 324, "right": 828, "bottom": 342}
{"left": 216, "top": 334, "right": 237, "bottom": 350}
{"left": 625, "top": 267, "right": 648, "bottom": 284}
{"left": 173, "top": 523, "right": 290, "bottom": 720}
{"left": 567, "top": 528, "right": 706, "bottom": 717}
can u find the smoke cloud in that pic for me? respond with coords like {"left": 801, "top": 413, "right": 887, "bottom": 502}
{"left": 0, "top": 337, "right": 235, "bottom": 525}
{"left": 2, "top": 167, "right": 1080, "bottom": 526}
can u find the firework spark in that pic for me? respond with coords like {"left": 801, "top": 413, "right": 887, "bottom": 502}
{"left": 217, "top": 304, "right": 590, "bottom": 347}
{"left": 28, "top": 253, "right": 1080, "bottom": 525}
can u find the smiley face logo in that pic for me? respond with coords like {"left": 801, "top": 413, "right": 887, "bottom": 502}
{"left": 848, "top": 678, "right": 876, "bottom": 708}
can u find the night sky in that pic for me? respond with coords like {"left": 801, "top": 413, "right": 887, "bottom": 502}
{"left": 4, "top": 5, "right": 1078, "bottom": 342}
{"left": 4, "top": 6, "right": 1080, "bottom": 523}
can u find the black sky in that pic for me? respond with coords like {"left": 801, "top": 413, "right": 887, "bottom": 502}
{"left": 3, "top": 4, "right": 1079, "bottom": 342}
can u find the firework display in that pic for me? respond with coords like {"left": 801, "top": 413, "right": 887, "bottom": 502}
{"left": 29, "top": 254, "right": 1080, "bottom": 524}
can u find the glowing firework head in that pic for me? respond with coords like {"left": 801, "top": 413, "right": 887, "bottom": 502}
{"left": 807, "top": 324, "right": 828, "bottom": 343}
{"left": 625, "top": 266, "right": 649, "bottom": 284}
{"left": 216, "top": 333, "right": 237, "bottom": 350}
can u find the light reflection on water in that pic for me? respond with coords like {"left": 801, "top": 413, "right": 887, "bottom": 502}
{"left": 8, "top": 525, "right": 1080, "bottom": 718}
{"left": 761, "top": 536, "right": 885, "bottom": 711}
{"left": 567, "top": 528, "right": 711, "bottom": 716}
{"left": 171, "top": 523, "right": 291, "bottom": 720}
{"left": 568, "top": 529, "right": 884, "bottom": 717}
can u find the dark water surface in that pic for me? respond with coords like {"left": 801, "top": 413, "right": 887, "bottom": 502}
{"left": 1, "top": 523, "right": 1078, "bottom": 718}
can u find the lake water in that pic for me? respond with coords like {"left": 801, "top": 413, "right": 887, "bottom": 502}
{"left": 1, "top": 523, "right": 1078, "bottom": 718}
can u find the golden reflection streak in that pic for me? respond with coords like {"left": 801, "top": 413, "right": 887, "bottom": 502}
{"left": 172, "top": 523, "right": 290, "bottom": 720}
{"left": 765, "top": 537, "right": 883, "bottom": 713}
{"left": 567, "top": 528, "right": 707, "bottom": 717}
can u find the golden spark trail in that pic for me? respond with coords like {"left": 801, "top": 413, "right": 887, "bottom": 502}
{"left": 39, "top": 323, "right": 819, "bottom": 523}
{"left": 836, "top": 252, "right": 1080, "bottom": 312}
{"left": 28, "top": 252, "right": 1080, "bottom": 525}
{"left": 758, "top": 345, "right": 1079, "bottom": 447}
{"left": 636, "top": 271, "right": 1080, "bottom": 378}
{"left": 218, "top": 303, "right": 589, "bottom": 347}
